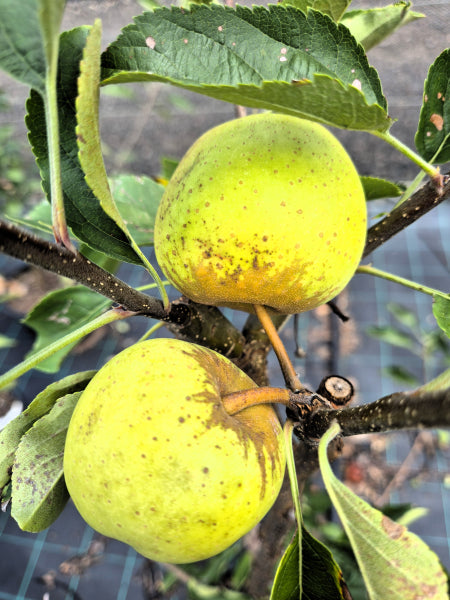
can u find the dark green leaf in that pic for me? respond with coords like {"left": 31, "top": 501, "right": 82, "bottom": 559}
{"left": 160, "top": 157, "right": 179, "bottom": 182}
{"left": 25, "top": 27, "right": 142, "bottom": 264}
{"left": 340, "top": 3, "right": 424, "bottom": 51}
{"left": 0, "top": 371, "right": 95, "bottom": 490}
{"left": 189, "top": 542, "right": 244, "bottom": 585}
{"left": 230, "top": 551, "right": 252, "bottom": 590}
{"left": 366, "top": 325, "right": 418, "bottom": 351}
{"left": 0, "top": 0, "right": 46, "bottom": 93}
{"left": 11, "top": 392, "right": 80, "bottom": 532}
{"left": 101, "top": 5, "right": 391, "bottom": 133}
{"left": 433, "top": 296, "right": 450, "bottom": 338}
{"left": 360, "top": 176, "right": 404, "bottom": 200}
{"left": 319, "top": 423, "right": 448, "bottom": 600}
{"left": 415, "top": 48, "right": 450, "bottom": 163}
{"left": 270, "top": 527, "right": 349, "bottom": 600}
{"left": 382, "top": 365, "right": 419, "bottom": 386}
{"left": 270, "top": 532, "right": 299, "bottom": 600}
{"left": 109, "top": 174, "right": 164, "bottom": 246}
{"left": 23, "top": 286, "right": 111, "bottom": 373}
{"left": 279, "top": 0, "right": 351, "bottom": 22}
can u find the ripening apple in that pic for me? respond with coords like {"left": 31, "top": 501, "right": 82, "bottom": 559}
{"left": 154, "top": 112, "right": 366, "bottom": 314}
{"left": 64, "top": 338, "right": 285, "bottom": 564}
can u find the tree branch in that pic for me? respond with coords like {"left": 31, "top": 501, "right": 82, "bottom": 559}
{"left": 0, "top": 219, "right": 245, "bottom": 358}
{"left": 1, "top": 218, "right": 165, "bottom": 315}
{"left": 300, "top": 388, "right": 450, "bottom": 440}
{"left": 363, "top": 170, "right": 450, "bottom": 258}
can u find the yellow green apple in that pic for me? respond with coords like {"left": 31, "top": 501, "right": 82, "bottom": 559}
{"left": 64, "top": 338, "right": 285, "bottom": 564}
{"left": 154, "top": 112, "right": 366, "bottom": 314}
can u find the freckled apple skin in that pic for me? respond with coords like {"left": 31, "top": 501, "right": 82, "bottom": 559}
{"left": 154, "top": 112, "right": 366, "bottom": 314}
{"left": 64, "top": 338, "right": 285, "bottom": 564}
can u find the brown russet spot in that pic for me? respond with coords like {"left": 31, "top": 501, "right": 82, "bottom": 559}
{"left": 381, "top": 515, "right": 405, "bottom": 540}
{"left": 430, "top": 113, "right": 444, "bottom": 131}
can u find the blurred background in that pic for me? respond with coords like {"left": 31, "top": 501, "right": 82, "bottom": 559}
{"left": 0, "top": 0, "right": 449, "bottom": 598}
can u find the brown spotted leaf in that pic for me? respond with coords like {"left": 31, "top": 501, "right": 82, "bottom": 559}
{"left": 415, "top": 48, "right": 450, "bottom": 163}
{"left": 11, "top": 392, "right": 80, "bottom": 532}
{"left": 319, "top": 423, "right": 448, "bottom": 599}
{"left": 0, "top": 370, "right": 96, "bottom": 491}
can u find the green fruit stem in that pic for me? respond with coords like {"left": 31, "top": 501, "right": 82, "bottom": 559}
{"left": 0, "top": 307, "right": 134, "bottom": 391}
{"left": 254, "top": 304, "right": 303, "bottom": 393}
{"left": 223, "top": 386, "right": 291, "bottom": 416}
{"left": 357, "top": 264, "right": 450, "bottom": 300}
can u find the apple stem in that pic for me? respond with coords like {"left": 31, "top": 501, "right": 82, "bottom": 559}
{"left": 222, "top": 386, "right": 291, "bottom": 415}
{"left": 253, "top": 304, "right": 303, "bottom": 393}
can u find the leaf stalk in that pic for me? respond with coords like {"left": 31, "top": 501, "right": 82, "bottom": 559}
{"left": 0, "top": 308, "right": 134, "bottom": 391}
{"left": 357, "top": 264, "right": 450, "bottom": 300}
{"left": 374, "top": 130, "right": 441, "bottom": 182}
{"left": 44, "top": 39, "right": 75, "bottom": 252}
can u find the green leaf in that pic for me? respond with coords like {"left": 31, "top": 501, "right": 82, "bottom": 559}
{"left": 25, "top": 27, "right": 143, "bottom": 264}
{"left": 415, "top": 48, "right": 450, "bottom": 163}
{"left": 0, "top": 335, "right": 16, "bottom": 349}
{"left": 11, "top": 392, "right": 79, "bottom": 532}
{"left": 433, "top": 295, "right": 450, "bottom": 338}
{"left": 271, "top": 532, "right": 299, "bottom": 600}
{"left": 160, "top": 157, "right": 179, "bottom": 182}
{"left": 0, "top": 0, "right": 46, "bottom": 93}
{"left": 109, "top": 175, "right": 164, "bottom": 246}
{"left": 319, "top": 422, "right": 449, "bottom": 600}
{"left": 37, "top": 0, "right": 65, "bottom": 67}
{"left": 387, "top": 302, "right": 419, "bottom": 331}
{"left": 0, "top": 371, "right": 95, "bottom": 490}
{"left": 101, "top": 5, "right": 391, "bottom": 133}
{"left": 270, "top": 527, "right": 350, "bottom": 600}
{"left": 366, "top": 325, "right": 418, "bottom": 351}
{"left": 23, "top": 286, "right": 111, "bottom": 373}
{"left": 360, "top": 176, "right": 404, "bottom": 200}
{"left": 6, "top": 199, "right": 53, "bottom": 237}
{"left": 76, "top": 20, "right": 122, "bottom": 233}
{"left": 76, "top": 21, "right": 168, "bottom": 300}
{"left": 340, "top": 3, "right": 424, "bottom": 51}
{"left": 382, "top": 365, "right": 419, "bottom": 387}
{"left": 279, "top": 0, "right": 351, "bottom": 22}
{"left": 186, "top": 580, "right": 249, "bottom": 600}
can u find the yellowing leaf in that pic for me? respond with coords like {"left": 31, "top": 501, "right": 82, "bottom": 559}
{"left": 318, "top": 422, "right": 448, "bottom": 600}
{"left": 76, "top": 20, "right": 168, "bottom": 306}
